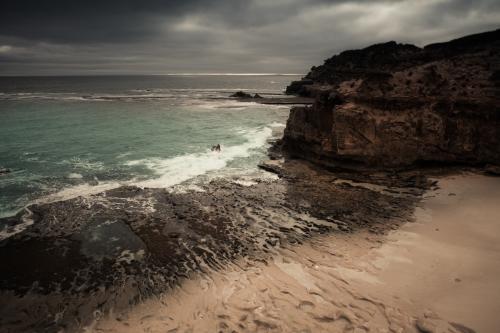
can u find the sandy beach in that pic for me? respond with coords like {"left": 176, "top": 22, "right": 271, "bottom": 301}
{"left": 92, "top": 172, "right": 500, "bottom": 332}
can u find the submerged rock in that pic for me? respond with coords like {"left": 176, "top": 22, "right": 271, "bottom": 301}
{"left": 282, "top": 29, "right": 500, "bottom": 170}
{"left": 230, "top": 91, "right": 253, "bottom": 98}
{"left": 230, "top": 91, "right": 266, "bottom": 99}
{"left": 0, "top": 168, "right": 11, "bottom": 175}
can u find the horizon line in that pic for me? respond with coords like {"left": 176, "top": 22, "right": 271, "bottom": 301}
{"left": 160, "top": 73, "right": 303, "bottom": 76}
{"left": 0, "top": 73, "right": 304, "bottom": 78}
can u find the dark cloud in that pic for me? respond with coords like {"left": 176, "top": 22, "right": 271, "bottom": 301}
{"left": 0, "top": 0, "right": 499, "bottom": 75}
{"left": 1, "top": 0, "right": 221, "bottom": 43}
{"left": 0, "top": 0, "right": 355, "bottom": 43}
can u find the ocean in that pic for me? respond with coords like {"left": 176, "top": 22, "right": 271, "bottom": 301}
{"left": 0, "top": 75, "right": 301, "bottom": 218}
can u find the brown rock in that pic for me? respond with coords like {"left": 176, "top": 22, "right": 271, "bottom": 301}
{"left": 282, "top": 29, "right": 500, "bottom": 169}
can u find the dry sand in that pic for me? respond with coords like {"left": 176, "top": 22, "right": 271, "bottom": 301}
{"left": 94, "top": 173, "right": 500, "bottom": 333}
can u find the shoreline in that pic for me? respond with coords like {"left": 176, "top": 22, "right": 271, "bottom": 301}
{"left": 94, "top": 172, "right": 500, "bottom": 333}
{"left": 0, "top": 118, "right": 285, "bottom": 224}
{"left": 1, "top": 149, "right": 499, "bottom": 331}
{"left": 0, "top": 158, "right": 428, "bottom": 332}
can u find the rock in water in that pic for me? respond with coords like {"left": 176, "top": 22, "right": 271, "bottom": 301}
{"left": 0, "top": 168, "right": 11, "bottom": 175}
{"left": 282, "top": 29, "right": 500, "bottom": 169}
{"left": 230, "top": 91, "right": 253, "bottom": 98}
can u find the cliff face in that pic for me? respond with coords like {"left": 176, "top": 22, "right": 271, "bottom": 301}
{"left": 283, "top": 29, "right": 500, "bottom": 169}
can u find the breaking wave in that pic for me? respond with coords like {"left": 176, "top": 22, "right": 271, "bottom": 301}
{"left": 28, "top": 126, "right": 273, "bottom": 208}
{"left": 126, "top": 126, "right": 273, "bottom": 188}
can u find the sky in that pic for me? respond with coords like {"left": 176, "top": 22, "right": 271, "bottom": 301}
{"left": 0, "top": 0, "right": 499, "bottom": 75}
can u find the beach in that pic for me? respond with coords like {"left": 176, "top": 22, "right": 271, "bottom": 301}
{"left": 93, "top": 172, "right": 500, "bottom": 333}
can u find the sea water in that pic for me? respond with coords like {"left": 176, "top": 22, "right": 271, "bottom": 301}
{"left": 0, "top": 75, "right": 301, "bottom": 217}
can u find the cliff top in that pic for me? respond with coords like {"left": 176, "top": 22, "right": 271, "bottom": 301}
{"left": 303, "top": 28, "right": 500, "bottom": 85}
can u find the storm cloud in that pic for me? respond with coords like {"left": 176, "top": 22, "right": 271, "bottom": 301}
{"left": 0, "top": 0, "right": 499, "bottom": 75}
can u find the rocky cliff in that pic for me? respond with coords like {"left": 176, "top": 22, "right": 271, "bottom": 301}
{"left": 283, "top": 29, "right": 500, "bottom": 169}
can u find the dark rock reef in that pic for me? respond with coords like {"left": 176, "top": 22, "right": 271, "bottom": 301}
{"left": 283, "top": 29, "right": 500, "bottom": 169}
{"left": 0, "top": 161, "right": 430, "bottom": 332}
{"left": 230, "top": 90, "right": 255, "bottom": 98}
{"left": 230, "top": 91, "right": 264, "bottom": 99}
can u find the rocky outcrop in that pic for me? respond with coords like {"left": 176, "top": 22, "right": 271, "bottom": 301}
{"left": 285, "top": 79, "right": 314, "bottom": 95}
{"left": 230, "top": 91, "right": 254, "bottom": 98}
{"left": 283, "top": 29, "right": 500, "bottom": 169}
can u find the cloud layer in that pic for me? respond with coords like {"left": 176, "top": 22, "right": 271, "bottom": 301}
{"left": 1, "top": 0, "right": 499, "bottom": 75}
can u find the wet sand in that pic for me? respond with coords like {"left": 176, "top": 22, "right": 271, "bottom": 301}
{"left": 94, "top": 173, "right": 500, "bottom": 332}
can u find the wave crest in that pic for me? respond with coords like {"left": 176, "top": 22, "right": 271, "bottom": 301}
{"left": 126, "top": 126, "right": 272, "bottom": 188}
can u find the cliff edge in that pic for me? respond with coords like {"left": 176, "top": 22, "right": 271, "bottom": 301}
{"left": 282, "top": 29, "right": 500, "bottom": 169}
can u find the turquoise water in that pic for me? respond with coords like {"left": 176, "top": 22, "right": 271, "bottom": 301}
{"left": 0, "top": 75, "right": 300, "bottom": 217}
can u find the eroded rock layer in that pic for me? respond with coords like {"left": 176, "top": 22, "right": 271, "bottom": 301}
{"left": 283, "top": 29, "right": 500, "bottom": 169}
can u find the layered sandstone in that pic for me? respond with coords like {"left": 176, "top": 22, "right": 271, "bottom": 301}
{"left": 283, "top": 29, "right": 500, "bottom": 169}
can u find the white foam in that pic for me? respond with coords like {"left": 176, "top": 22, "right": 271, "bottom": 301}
{"left": 232, "top": 179, "right": 258, "bottom": 187}
{"left": 169, "top": 184, "right": 206, "bottom": 194}
{"left": 60, "top": 157, "right": 105, "bottom": 171}
{"left": 25, "top": 126, "right": 272, "bottom": 210}
{"left": 3, "top": 125, "right": 275, "bottom": 234}
{"left": 116, "top": 152, "right": 132, "bottom": 159}
{"left": 126, "top": 127, "right": 273, "bottom": 188}
{"left": 0, "top": 208, "right": 34, "bottom": 241}
{"left": 37, "top": 181, "right": 122, "bottom": 205}
{"left": 67, "top": 173, "right": 83, "bottom": 179}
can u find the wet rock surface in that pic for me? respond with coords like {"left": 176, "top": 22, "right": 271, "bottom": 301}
{"left": 283, "top": 29, "right": 500, "bottom": 169}
{"left": 0, "top": 160, "right": 430, "bottom": 332}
